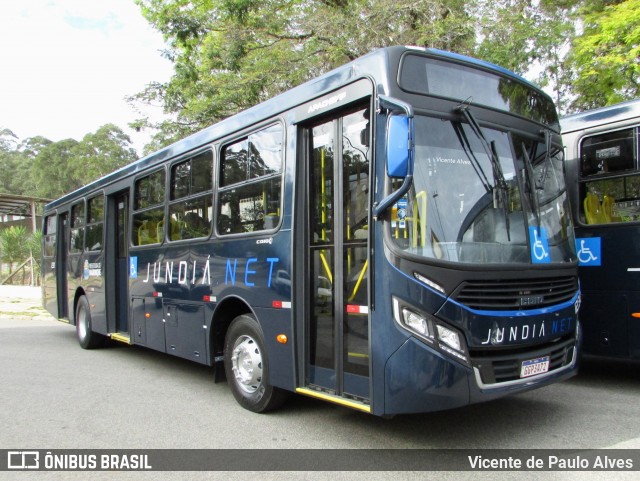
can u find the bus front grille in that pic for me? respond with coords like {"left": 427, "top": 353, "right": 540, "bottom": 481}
{"left": 453, "top": 276, "right": 578, "bottom": 311}
{"left": 470, "top": 337, "right": 576, "bottom": 385}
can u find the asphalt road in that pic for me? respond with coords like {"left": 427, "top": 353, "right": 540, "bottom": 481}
{"left": 1, "top": 286, "right": 639, "bottom": 481}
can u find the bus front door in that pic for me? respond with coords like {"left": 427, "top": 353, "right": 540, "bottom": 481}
{"left": 302, "top": 105, "right": 371, "bottom": 408}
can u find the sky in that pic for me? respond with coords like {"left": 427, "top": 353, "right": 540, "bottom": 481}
{"left": 0, "top": 0, "right": 174, "bottom": 155}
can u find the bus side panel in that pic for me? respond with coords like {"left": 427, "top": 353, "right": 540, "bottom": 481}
{"left": 629, "top": 291, "right": 640, "bottom": 359}
{"left": 577, "top": 224, "right": 640, "bottom": 359}
{"left": 132, "top": 296, "right": 166, "bottom": 352}
{"left": 579, "top": 290, "right": 629, "bottom": 358}
{"left": 164, "top": 301, "right": 208, "bottom": 365}
{"left": 66, "top": 251, "right": 85, "bottom": 324}
{"left": 83, "top": 251, "right": 108, "bottom": 335}
{"left": 253, "top": 306, "right": 295, "bottom": 392}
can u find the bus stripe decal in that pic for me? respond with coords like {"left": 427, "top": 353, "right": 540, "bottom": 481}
{"left": 272, "top": 301, "right": 292, "bottom": 309}
{"left": 346, "top": 305, "right": 369, "bottom": 314}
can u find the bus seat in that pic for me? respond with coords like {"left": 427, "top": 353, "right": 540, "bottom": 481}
{"left": 169, "top": 218, "right": 184, "bottom": 240}
{"left": 354, "top": 225, "right": 368, "bottom": 239}
{"left": 156, "top": 220, "right": 171, "bottom": 242}
{"left": 602, "top": 195, "right": 615, "bottom": 222}
{"left": 138, "top": 221, "right": 157, "bottom": 245}
{"left": 584, "top": 192, "right": 607, "bottom": 224}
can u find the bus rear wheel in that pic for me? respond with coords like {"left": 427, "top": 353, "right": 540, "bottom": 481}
{"left": 224, "top": 314, "right": 287, "bottom": 413}
{"left": 75, "top": 295, "right": 104, "bottom": 349}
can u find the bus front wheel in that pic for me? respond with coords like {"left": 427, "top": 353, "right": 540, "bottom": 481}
{"left": 75, "top": 295, "right": 104, "bottom": 349}
{"left": 224, "top": 314, "right": 287, "bottom": 413}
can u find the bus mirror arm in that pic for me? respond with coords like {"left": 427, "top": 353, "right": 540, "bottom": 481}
{"left": 374, "top": 95, "right": 415, "bottom": 221}
{"left": 378, "top": 95, "right": 414, "bottom": 118}
{"left": 373, "top": 174, "right": 413, "bottom": 221}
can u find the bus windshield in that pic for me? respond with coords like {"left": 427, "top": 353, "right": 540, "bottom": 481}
{"left": 390, "top": 114, "right": 576, "bottom": 265}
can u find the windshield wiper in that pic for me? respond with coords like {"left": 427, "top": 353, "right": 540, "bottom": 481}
{"left": 456, "top": 105, "right": 511, "bottom": 240}
{"left": 453, "top": 122, "right": 492, "bottom": 194}
{"left": 536, "top": 129, "right": 552, "bottom": 190}
{"left": 522, "top": 142, "right": 541, "bottom": 229}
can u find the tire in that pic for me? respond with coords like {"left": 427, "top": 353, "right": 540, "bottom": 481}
{"left": 75, "top": 295, "right": 104, "bottom": 349}
{"left": 224, "top": 314, "right": 288, "bottom": 413}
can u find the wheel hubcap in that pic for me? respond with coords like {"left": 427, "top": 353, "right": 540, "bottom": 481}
{"left": 77, "top": 307, "right": 87, "bottom": 339}
{"left": 231, "top": 335, "right": 263, "bottom": 394}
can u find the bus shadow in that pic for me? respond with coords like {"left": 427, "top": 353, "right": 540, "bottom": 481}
{"left": 572, "top": 355, "right": 640, "bottom": 388}
{"left": 278, "top": 392, "right": 573, "bottom": 449}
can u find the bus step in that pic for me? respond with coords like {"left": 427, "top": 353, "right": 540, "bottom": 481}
{"left": 109, "top": 333, "right": 131, "bottom": 344}
{"left": 296, "top": 387, "right": 371, "bottom": 413}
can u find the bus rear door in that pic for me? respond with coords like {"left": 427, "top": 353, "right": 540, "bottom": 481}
{"left": 105, "top": 190, "right": 130, "bottom": 340}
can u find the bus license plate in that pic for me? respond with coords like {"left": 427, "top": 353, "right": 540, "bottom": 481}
{"left": 520, "top": 356, "right": 550, "bottom": 378}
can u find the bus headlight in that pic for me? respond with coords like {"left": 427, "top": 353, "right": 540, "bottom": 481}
{"left": 402, "top": 308, "right": 430, "bottom": 337}
{"left": 392, "top": 297, "right": 470, "bottom": 365}
{"left": 436, "top": 324, "right": 461, "bottom": 351}
{"left": 393, "top": 298, "right": 434, "bottom": 342}
{"left": 436, "top": 324, "right": 468, "bottom": 362}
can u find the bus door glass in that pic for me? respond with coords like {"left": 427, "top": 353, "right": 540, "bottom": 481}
{"left": 57, "top": 213, "right": 69, "bottom": 318}
{"left": 305, "top": 105, "right": 371, "bottom": 401}
{"left": 116, "top": 192, "right": 129, "bottom": 333}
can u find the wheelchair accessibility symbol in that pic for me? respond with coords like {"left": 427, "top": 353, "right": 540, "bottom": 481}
{"left": 529, "top": 226, "right": 550, "bottom": 264}
{"left": 576, "top": 237, "right": 601, "bottom": 266}
{"left": 130, "top": 256, "right": 138, "bottom": 278}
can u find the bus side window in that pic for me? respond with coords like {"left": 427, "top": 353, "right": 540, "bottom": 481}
{"left": 169, "top": 150, "right": 213, "bottom": 241}
{"left": 85, "top": 195, "right": 104, "bottom": 251}
{"left": 582, "top": 179, "right": 640, "bottom": 224}
{"left": 217, "top": 124, "right": 283, "bottom": 235}
{"left": 43, "top": 214, "right": 57, "bottom": 258}
{"left": 580, "top": 128, "right": 640, "bottom": 225}
{"left": 70, "top": 201, "right": 85, "bottom": 253}
{"left": 132, "top": 169, "right": 166, "bottom": 246}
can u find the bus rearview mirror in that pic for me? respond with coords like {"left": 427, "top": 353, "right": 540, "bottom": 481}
{"left": 387, "top": 115, "right": 411, "bottom": 178}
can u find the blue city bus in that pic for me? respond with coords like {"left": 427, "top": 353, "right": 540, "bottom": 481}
{"left": 42, "top": 46, "right": 580, "bottom": 416}
{"left": 562, "top": 99, "right": 640, "bottom": 359}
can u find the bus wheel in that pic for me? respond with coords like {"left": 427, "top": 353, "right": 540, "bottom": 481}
{"left": 224, "top": 314, "right": 287, "bottom": 413}
{"left": 75, "top": 295, "right": 104, "bottom": 349}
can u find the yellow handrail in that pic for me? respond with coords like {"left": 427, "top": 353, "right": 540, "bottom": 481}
{"left": 348, "top": 259, "right": 368, "bottom": 302}
{"left": 412, "top": 191, "right": 427, "bottom": 247}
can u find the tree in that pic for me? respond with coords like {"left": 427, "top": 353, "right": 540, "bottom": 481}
{"left": 0, "top": 128, "right": 23, "bottom": 195}
{"left": 0, "top": 227, "right": 42, "bottom": 285}
{"left": 0, "top": 149, "right": 23, "bottom": 195}
{"left": 29, "top": 124, "right": 137, "bottom": 198}
{"left": 70, "top": 124, "right": 138, "bottom": 183}
{"left": 0, "top": 128, "right": 18, "bottom": 150}
{"left": 30, "top": 138, "right": 81, "bottom": 198}
{"left": 0, "top": 226, "right": 29, "bottom": 273}
{"left": 132, "top": 0, "right": 478, "bottom": 147}
{"left": 121, "top": 0, "right": 640, "bottom": 143}
{"left": 567, "top": 0, "right": 640, "bottom": 111}
{"left": 475, "top": 0, "right": 579, "bottom": 113}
